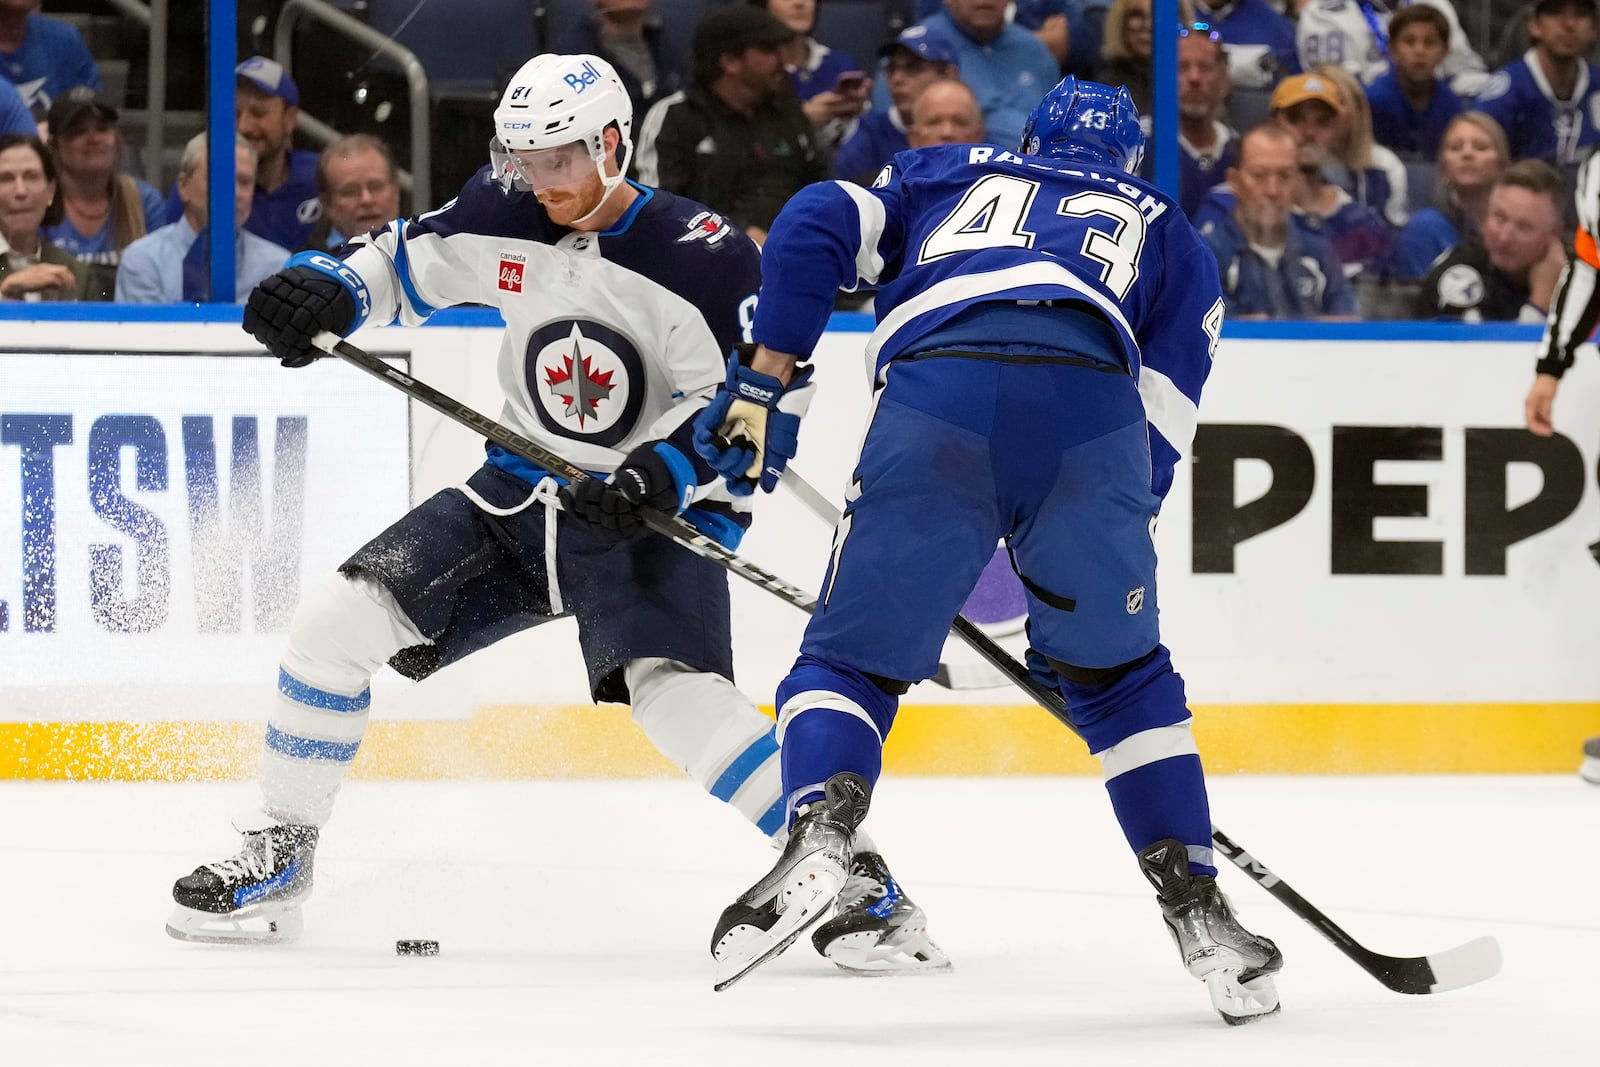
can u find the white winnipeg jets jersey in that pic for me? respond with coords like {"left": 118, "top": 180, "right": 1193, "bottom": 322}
{"left": 341, "top": 168, "right": 762, "bottom": 506}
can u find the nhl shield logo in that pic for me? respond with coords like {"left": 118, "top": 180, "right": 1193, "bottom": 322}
{"left": 1126, "top": 587, "right": 1145, "bottom": 615}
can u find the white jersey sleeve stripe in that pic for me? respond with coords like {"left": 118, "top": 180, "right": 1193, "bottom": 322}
{"left": 634, "top": 92, "right": 682, "bottom": 188}
{"left": 864, "top": 260, "right": 1138, "bottom": 367}
{"left": 832, "top": 179, "right": 887, "bottom": 286}
{"left": 1136, "top": 365, "right": 1200, "bottom": 458}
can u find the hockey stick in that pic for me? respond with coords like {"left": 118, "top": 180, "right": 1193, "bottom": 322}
{"left": 321, "top": 333, "right": 1501, "bottom": 996}
{"left": 315, "top": 333, "right": 822, "bottom": 612}
{"left": 774, "top": 484, "right": 1502, "bottom": 996}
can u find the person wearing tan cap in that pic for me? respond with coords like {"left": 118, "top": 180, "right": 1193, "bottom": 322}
{"left": 1268, "top": 70, "right": 1392, "bottom": 279}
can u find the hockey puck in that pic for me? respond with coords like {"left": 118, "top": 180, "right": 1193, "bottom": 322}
{"left": 395, "top": 939, "right": 440, "bottom": 956}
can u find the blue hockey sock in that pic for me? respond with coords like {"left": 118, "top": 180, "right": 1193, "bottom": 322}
{"left": 775, "top": 654, "right": 899, "bottom": 825}
{"left": 1101, "top": 745, "right": 1216, "bottom": 876}
{"left": 1053, "top": 644, "right": 1216, "bottom": 875}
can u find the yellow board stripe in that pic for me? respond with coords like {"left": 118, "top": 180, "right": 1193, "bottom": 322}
{"left": 1, "top": 703, "right": 1596, "bottom": 780}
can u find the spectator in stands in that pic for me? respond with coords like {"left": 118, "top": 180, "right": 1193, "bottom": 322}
{"left": 1197, "top": 120, "right": 1358, "bottom": 318}
{"left": 1018, "top": 0, "right": 1072, "bottom": 69}
{"left": 1365, "top": 5, "right": 1465, "bottom": 162}
{"left": 1415, "top": 159, "right": 1568, "bottom": 321}
{"left": 0, "top": 66, "right": 28, "bottom": 135}
{"left": 835, "top": 26, "right": 959, "bottom": 184}
{"left": 636, "top": 5, "right": 825, "bottom": 243}
{"left": 40, "top": 86, "right": 163, "bottom": 300}
{"left": 1312, "top": 63, "right": 1409, "bottom": 228}
{"left": 1192, "top": 0, "right": 1298, "bottom": 93}
{"left": 759, "top": 0, "right": 872, "bottom": 147}
{"left": 912, "top": 0, "right": 1084, "bottom": 73}
{"left": 907, "top": 77, "right": 985, "bottom": 146}
{"left": 919, "top": 0, "right": 1060, "bottom": 148}
{"left": 300, "top": 134, "right": 402, "bottom": 254}
{"left": 1263, "top": 71, "right": 1392, "bottom": 277}
{"left": 1098, "top": 0, "right": 1154, "bottom": 117}
{"left": 164, "top": 57, "right": 322, "bottom": 252}
{"left": 0, "top": 132, "right": 89, "bottom": 300}
{"left": 551, "top": 0, "right": 687, "bottom": 120}
{"left": 1391, "top": 110, "right": 1509, "bottom": 279}
{"left": 1297, "top": 1, "right": 1487, "bottom": 97}
{"left": 116, "top": 132, "right": 289, "bottom": 303}
{"left": 0, "top": 1, "right": 98, "bottom": 120}
{"left": 1475, "top": 0, "right": 1600, "bottom": 168}
{"left": 1176, "top": 19, "right": 1236, "bottom": 217}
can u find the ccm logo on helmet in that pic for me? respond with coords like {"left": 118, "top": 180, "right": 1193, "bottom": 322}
{"left": 564, "top": 59, "right": 603, "bottom": 93}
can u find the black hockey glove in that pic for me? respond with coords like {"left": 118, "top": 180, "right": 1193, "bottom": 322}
{"left": 558, "top": 442, "right": 692, "bottom": 540}
{"left": 243, "top": 254, "right": 364, "bottom": 368}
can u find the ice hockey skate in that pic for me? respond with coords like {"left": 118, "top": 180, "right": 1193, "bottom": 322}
{"left": 711, "top": 771, "right": 870, "bottom": 990}
{"left": 1580, "top": 737, "right": 1600, "bottom": 785}
{"left": 811, "top": 850, "right": 952, "bottom": 976}
{"left": 1138, "top": 837, "right": 1282, "bottom": 1025}
{"left": 166, "top": 821, "right": 319, "bottom": 944}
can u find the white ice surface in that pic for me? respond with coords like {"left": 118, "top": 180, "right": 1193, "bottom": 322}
{"left": 1, "top": 775, "right": 1591, "bottom": 1066}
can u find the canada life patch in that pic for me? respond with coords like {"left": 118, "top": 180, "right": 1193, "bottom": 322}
{"left": 498, "top": 252, "right": 526, "bottom": 293}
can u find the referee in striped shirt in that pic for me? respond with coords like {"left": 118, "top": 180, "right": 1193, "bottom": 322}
{"left": 1527, "top": 146, "right": 1600, "bottom": 784}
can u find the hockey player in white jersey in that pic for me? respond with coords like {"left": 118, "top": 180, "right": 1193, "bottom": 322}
{"left": 164, "top": 53, "right": 948, "bottom": 977}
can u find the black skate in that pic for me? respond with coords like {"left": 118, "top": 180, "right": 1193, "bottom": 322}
{"left": 166, "top": 822, "right": 319, "bottom": 945}
{"left": 711, "top": 772, "right": 870, "bottom": 991}
{"left": 1581, "top": 736, "right": 1600, "bottom": 785}
{"left": 1138, "top": 837, "right": 1283, "bottom": 1025}
{"left": 811, "top": 851, "right": 952, "bottom": 976}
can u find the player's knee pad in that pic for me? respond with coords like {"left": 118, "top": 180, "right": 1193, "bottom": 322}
{"left": 863, "top": 671, "right": 913, "bottom": 696}
{"left": 280, "top": 570, "right": 429, "bottom": 694}
{"left": 625, "top": 658, "right": 785, "bottom": 836}
{"left": 1044, "top": 647, "right": 1157, "bottom": 689}
{"left": 1048, "top": 644, "right": 1189, "bottom": 753}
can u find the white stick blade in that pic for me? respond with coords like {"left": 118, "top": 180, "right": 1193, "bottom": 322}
{"left": 1428, "top": 936, "right": 1503, "bottom": 992}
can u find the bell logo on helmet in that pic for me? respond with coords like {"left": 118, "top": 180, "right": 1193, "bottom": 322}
{"left": 564, "top": 59, "right": 603, "bottom": 94}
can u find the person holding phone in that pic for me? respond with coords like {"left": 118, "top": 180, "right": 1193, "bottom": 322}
{"left": 759, "top": 0, "right": 871, "bottom": 144}
{"left": 835, "top": 26, "right": 960, "bottom": 184}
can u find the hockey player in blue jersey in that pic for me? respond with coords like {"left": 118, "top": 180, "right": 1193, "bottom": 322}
{"left": 164, "top": 53, "right": 948, "bottom": 978}
{"left": 695, "top": 76, "right": 1283, "bottom": 1022}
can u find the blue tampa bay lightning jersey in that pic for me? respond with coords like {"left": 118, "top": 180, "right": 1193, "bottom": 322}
{"left": 338, "top": 166, "right": 763, "bottom": 507}
{"left": 754, "top": 143, "right": 1226, "bottom": 502}
{"left": 1474, "top": 50, "right": 1600, "bottom": 166}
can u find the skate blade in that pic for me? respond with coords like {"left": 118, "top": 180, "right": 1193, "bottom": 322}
{"left": 713, "top": 869, "right": 846, "bottom": 992}
{"left": 820, "top": 930, "right": 955, "bottom": 977}
{"left": 1206, "top": 970, "right": 1281, "bottom": 1025}
{"left": 166, "top": 902, "right": 304, "bottom": 945}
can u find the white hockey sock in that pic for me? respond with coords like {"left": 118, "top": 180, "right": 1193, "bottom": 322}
{"left": 625, "top": 657, "right": 786, "bottom": 838}
{"left": 260, "top": 571, "right": 427, "bottom": 827}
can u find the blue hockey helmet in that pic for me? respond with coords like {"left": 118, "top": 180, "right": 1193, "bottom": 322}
{"left": 1020, "top": 76, "right": 1146, "bottom": 175}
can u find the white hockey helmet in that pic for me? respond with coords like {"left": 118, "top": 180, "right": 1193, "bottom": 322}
{"left": 492, "top": 53, "right": 633, "bottom": 221}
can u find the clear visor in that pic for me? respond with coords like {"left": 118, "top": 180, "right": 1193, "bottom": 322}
{"left": 508, "top": 140, "right": 599, "bottom": 192}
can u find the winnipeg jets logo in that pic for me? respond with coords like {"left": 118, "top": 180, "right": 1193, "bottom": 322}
{"left": 544, "top": 337, "right": 616, "bottom": 427}
{"left": 524, "top": 319, "right": 645, "bottom": 446}
{"left": 678, "top": 210, "right": 732, "bottom": 246}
